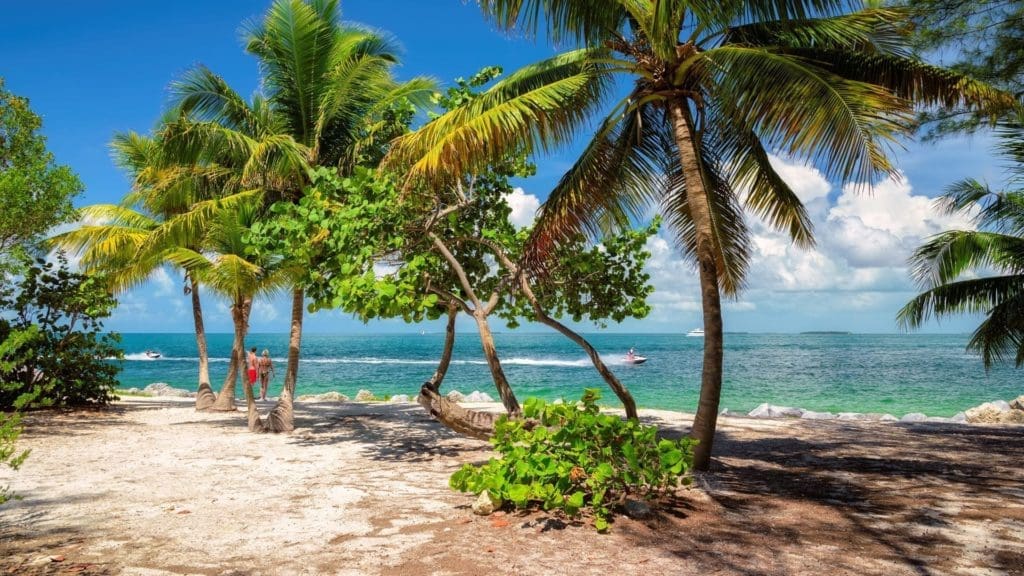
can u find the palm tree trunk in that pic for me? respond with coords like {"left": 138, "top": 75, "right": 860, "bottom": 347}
{"left": 473, "top": 310, "right": 520, "bottom": 416}
{"left": 265, "top": 287, "right": 303, "bottom": 433}
{"left": 424, "top": 304, "right": 458, "bottom": 393}
{"left": 668, "top": 99, "right": 724, "bottom": 472}
{"left": 190, "top": 275, "right": 215, "bottom": 411}
{"left": 517, "top": 275, "right": 638, "bottom": 419}
{"left": 210, "top": 296, "right": 251, "bottom": 412}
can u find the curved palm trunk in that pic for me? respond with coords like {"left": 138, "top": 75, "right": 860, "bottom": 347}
{"left": 423, "top": 304, "right": 458, "bottom": 393}
{"left": 210, "top": 296, "right": 252, "bottom": 412}
{"left": 668, "top": 100, "right": 724, "bottom": 472}
{"left": 474, "top": 311, "right": 521, "bottom": 416}
{"left": 265, "top": 287, "right": 303, "bottom": 433}
{"left": 518, "top": 276, "right": 638, "bottom": 419}
{"left": 190, "top": 276, "right": 215, "bottom": 411}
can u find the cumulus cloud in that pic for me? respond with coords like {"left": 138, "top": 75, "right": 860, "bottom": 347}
{"left": 150, "top": 267, "right": 175, "bottom": 297}
{"left": 504, "top": 187, "right": 541, "bottom": 228}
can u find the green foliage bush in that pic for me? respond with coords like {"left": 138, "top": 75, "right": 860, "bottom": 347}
{"left": 0, "top": 255, "right": 122, "bottom": 409}
{"left": 450, "top": 389, "right": 695, "bottom": 531}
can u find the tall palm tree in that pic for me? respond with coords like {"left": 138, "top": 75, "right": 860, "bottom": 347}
{"left": 169, "top": 0, "right": 434, "bottom": 431}
{"left": 388, "top": 0, "right": 1010, "bottom": 469}
{"left": 899, "top": 122, "right": 1024, "bottom": 367}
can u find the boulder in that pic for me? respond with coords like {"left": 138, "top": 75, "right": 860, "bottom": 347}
{"left": 879, "top": 414, "right": 899, "bottom": 422}
{"left": 718, "top": 409, "right": 747, "bottom": 418}
{"left": 836, "top": 412, "right": 873, "bottom": 421}
{"left": 472, "top": 491, "right": 502, "bottom": 516}
{"left": 800, "top": 411, "right": 837, "bottom": 420}
{"left": 900, "top": 413, "right": 928, "bottom": 423}
{"left": 446, "top": 390, "right": 466, "bottom": 402}
{"left": 747, "top": 403, "right": 802, "bottom": 418}
{"left": 387, "top": 394, "right": 411, "bottom": 404}
{"left": 143, "top": 383, "right": 192, "bottom": 397}
{"left": 354, "top": 389, "right": 376, "bottom": 402}
{"left": 1009, "top": 395, "right": 1024, "bottom": 411}
{"left": 297, "top": 391, "right": 348, "bottom": 402}
{"left": 463, "top": 391, "right": 495, "bottom": 403}
{"left": 965, "top": 400, "right": 1013, "bottom": 423}
{"left": 951, "top": 411, "right": 967, "bottom": 423}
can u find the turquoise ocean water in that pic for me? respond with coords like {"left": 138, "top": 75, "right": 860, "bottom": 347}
{"left": 115, "top": 332, "right": 1019, "bottom": 417}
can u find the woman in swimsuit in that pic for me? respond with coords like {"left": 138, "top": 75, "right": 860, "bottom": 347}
{"left": 258, "top": 350, "right": 275, "bottom": 401}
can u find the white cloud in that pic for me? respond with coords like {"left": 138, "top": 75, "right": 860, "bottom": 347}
{"left": 150, "top": 267, "right": 175, "bottom": 297}
{"left": 251, "top": 299, "right": 280, "bottom": 324}
{"left": 504, "top": 187, "right": 541, "bottom": 228}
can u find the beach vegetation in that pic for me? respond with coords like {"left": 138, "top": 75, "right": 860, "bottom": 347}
{"left": 0, "top": 253, "right": 121, "bottom": 409}
{"left": 0, "top": 78, "right": 82, "bottom": 274}
{"left": 390, "top": 0, "right": 1013, "bottom": 470}
{"left": 168, "top": 0, "right": 433, "bottom": 432}
{"left": 450, "top": 389, "right": 695, "bottom": 532}
{"left": 899, "top": 120, "right": 1024, "bottom": 367}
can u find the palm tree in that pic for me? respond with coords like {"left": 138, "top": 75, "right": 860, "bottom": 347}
{"left": 169, "top": 0, "right": 434, "bottom": 431}
{"left": 163, "top": 200, "right": 289, "bottom": 420}
{"left": 388, "top": 0, "right": 1010, "bottom": 469}
{"left": 899, "top": 122, "right": 1024, "bottom": 367}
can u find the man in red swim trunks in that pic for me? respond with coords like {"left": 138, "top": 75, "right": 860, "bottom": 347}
{"left": 246, "top": 347, "right": 259, "bottom": 392}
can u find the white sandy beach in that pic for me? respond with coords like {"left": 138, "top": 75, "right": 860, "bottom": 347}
{"left": 1, "top": 397, "right": 1022, "bottom": 575}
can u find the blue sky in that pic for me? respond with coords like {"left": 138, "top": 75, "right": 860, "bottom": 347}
{"left": 1, "top": 1, "right": 1004, "bottom": 334}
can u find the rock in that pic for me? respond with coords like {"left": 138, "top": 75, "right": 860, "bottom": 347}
{"left": 965, "top": 400, "right": 1013, "bottom": 423}
{"left": 472, "top": 491, "right": 502, "bottom": 516}
{"left": 879, "top": 414, "right": 899, "bottom": 422}
{"left": 463, "top": 391, "right": 495, "bottom": 403}
{"left": 925, "top": 416, "right": 957, "bottom": 423}
{"left": 120, "top": 387, "right": 144, "bottom": 395}
{"left": 951, "top": 412, "right": 967, "bottom": 423}
{"left": 836, "top": 412, "right": 872, "bottom": 421}
{"left": 446, "top": 390, "right": 466, "bottom": 402}
{"left": 143, "top": 383, "right": 192, "bottom": 397}
{"left": 297, "top": 391, "right": 348, "bottom": 402}
{"left": 387, "top": 394, "right": 410, "bottom": 404}
{"left": 747, "top": 403, "right": 802, "bottom": 418}
{"left": 623, "top": 499, "right": 652, "bottom": 520}
{"left": 719, "top": 409, "right": 746, "bottom": 418}
{"left": 1009, "top": 395, "right": 1024, "bottom": 411}
{"left": 900, "top": 413, "right": 928, "bottom": 423}
{"left": 800, "top": 410, "right": 837, "bottom": 420}
{"left": 354, "top": 389, "right": 376, "bottom": 402}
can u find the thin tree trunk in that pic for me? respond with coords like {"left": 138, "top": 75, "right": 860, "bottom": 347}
{"left": 265, "top": 287, "right": 303, "bottom": 433}
{"left": 473, "top": 311, "right": 520, "bottom": 416}
{"left": 517, "top": 274, "right": 638, "bottom": 419}
{"left": 210, "top": 296, "right": 251, "bottom": 412}
{"left": 423, "top": 304, "right": 458, "bottom": 393}
{"left": 668, "top": 99, "right": 724, "bottom": 472}
{"left": 190, "top": 276, "right": 215, "bottom": 411}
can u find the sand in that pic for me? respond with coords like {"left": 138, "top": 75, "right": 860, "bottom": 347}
{"left": 1, "top": 397, "right": 1022, "bottom": 576}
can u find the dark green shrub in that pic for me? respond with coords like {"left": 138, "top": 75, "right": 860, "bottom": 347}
{"left": 0, "top": 254, "right": 122, "bottom": 409}
{"left": 450, "top": 389, "right": 695, "bottom": 531}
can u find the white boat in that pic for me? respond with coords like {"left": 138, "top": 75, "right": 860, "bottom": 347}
{"left": 144, "top": 350, "right": 161, "bottom": 359}
{"left": 623, "top": 355, "right": 647, "bottom": 365}
{"left": 686, "top": 328, "right": 704, "bottom": 337}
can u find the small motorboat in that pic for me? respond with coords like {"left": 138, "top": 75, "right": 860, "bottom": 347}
{"left": 144, "top": 350, "right": 161, "bottom": 359}
{"left": 623, "top": 355, "right": 647, "bottom": 365}
{"left": 686, "top": 328, "right": 704, "bottom": 337}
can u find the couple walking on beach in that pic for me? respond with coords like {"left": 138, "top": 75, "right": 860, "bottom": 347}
{"left": 246, "top": 348, "right": 275, "bottom": 401}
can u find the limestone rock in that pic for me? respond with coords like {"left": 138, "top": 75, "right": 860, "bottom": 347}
{"left": 297, "top": 391, "right": 349, "bottom": 402}
{"left": 354, "top": 389, "right": 376, "bottom": 402}
{"left": 472, "top": 491, "right": 502, "bottom": 516}
{"left": 951, "top": 411, "right": 967, "bottom": 423}
{"left": 719, "top": 409, "right": 746, "bottom": 418}
{"left": 463, "top": 391, "right": 495, "bottom": 403}
{"left": 879, "top": 414, "right": 899, "bottom": 422}
{"left": 623, "top": 499, "right": 652, "bottom": 520}
{"left": 387, "top": 394, "right": 410, "bottom": 404}
{"left": 965, "top": 400, "right": 1013, "bottom": 423}
{"left": 800, "top": 410, "right": 837, "bottom": 420}
{"left": 900, "top": 413, "right": 928, "bottom": 423}
{"left": 836, "top": 412, "right": 873, "bottom": 421}
{"left": 446, "top": 390, "right": 466, "bottom": 402}
{"left": 747, "top": 403, "right": 802, "bottom": 418}
{"left": 1009, "top": 395, "right": 1024, "bottom": 411}
{"left": 143, "top": 383, "right": 192, "bottom": 397}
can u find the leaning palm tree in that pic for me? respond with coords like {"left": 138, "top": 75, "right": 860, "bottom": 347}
{"left": 899, "top": 122, "right": 1024, "bottom": 367}
{"left": 168, "top": 0, "right": 434, "bottom": 431}
{"left": 388, "top": 0, "right": 1011, "bottom": 469}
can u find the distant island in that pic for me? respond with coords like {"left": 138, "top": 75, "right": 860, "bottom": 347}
{"left": 800, "top": 331, "right": 852, "bottom": 335}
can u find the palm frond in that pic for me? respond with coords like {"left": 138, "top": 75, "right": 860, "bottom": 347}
{"left": 897, "top": 274, "right": 1024, "bottom": 329}
{"left": 967, "top": 293, "right": 1024, "bottom": 368}
{"left": 718, "top": 8, "right": 911, "bottom": 56}
{"left": 909, "top": 230, "right": 1024, "bottom": 287}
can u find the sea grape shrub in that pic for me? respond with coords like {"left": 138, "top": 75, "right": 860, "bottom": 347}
{"left": 0, "top": 254, "right": 122, "bottom": 409}
{"left": 450, "top": 389, "right": 695, "bottom": 531}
